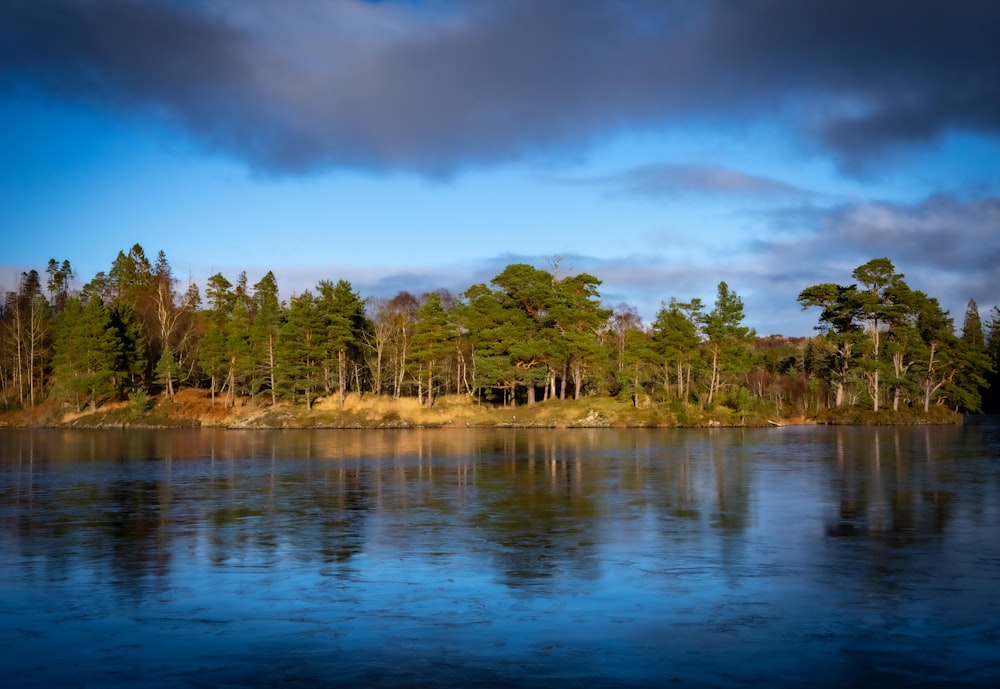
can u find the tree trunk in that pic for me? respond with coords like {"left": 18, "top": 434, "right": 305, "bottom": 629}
{"left": 337, "top": 349, "right": 347, "bottom": 408}
{"left": 268, "top": 333, "right": 277, "bottom": 405}
{"left": 426, "top": 360, "right": 434, "bottom": 407}
{"left": 707, "top": 345, "right": 720, "bottom": 405}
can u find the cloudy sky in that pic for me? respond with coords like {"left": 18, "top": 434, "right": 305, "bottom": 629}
{"left": 2, "top": 0, "right": 999, "bottom": 336}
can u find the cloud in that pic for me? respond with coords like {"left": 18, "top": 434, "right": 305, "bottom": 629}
{"left": 3, "top": 0, "right": 999, "bottom": 174}
{"left": 748, "top": 194, "right": 1000, "bottom": 325}
{"left": 573, "top": 164, "right": 816, "bottom": 199}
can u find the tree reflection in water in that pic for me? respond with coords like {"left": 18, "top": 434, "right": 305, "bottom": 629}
{"left": 1, "top": 423, "right": 998, "bottom": 688}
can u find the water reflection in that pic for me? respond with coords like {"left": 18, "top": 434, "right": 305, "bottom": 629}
{"left": 1, "top": 424, "right": 999, "bottom": 687}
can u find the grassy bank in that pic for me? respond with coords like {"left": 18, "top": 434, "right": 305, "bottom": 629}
{"left": 0, "top": 387, "right": 964, "bottom": 429}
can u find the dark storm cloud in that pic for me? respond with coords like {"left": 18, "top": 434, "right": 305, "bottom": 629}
{"left": 3, "top": 0, "right": 999, "bottom": 173}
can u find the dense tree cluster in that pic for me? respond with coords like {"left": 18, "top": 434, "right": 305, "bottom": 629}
{"left": 1, "top": 246, "right": 995, "bottom": 417}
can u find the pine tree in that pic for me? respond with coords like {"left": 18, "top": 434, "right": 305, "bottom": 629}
{"left": 155, "top": 347, "right": 180, "bottom": 397}
{"left": 278, "top": 291, "right": 323, "bottom": 409}
{"left": 198, "top": 326, "right": 227, "bottom": 406}
{"left": 961, "top": 299, "right": 985, "bottom": 351}
{"left": 317, "top": 280, "right": 367, "bottom": 408}
{"left": 699, "top": 282, "right": 754, "bottom": 406}
{"left": 251, "top": 272, "right": 283, "bottom": 405}
{"left": 411, "top": 292, "right": 456, "bottom": 406}
{"left": 51, "top": 296, "right": 120, "bottom": 412}
{"left": 652, "top": 298, "right": 703, "bottom": 402}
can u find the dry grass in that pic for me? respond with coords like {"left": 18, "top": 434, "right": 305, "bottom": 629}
{"left": 3, "top": 386, "right": 898, "bottom": 429}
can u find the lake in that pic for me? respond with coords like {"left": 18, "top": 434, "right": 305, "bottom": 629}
{"left": 2, "top": 422, "right": 999, "bottom": 688}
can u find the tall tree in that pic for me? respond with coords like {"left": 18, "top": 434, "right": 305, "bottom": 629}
{"left": 651, "top": 298, "right": 703, "bottom": 402}
{"left": 107, "top": 302, "right": 148, "bottom": 400}
{"left": 198, "top": 325, "right": 227, "bottom": 406}
{"left": 699, "top": 282, "right": 754, "bottom": 406}
{"left": 317, "top": 280, "right": 367, "bottom": 408}
{"left": 489, "top": 264, "right": 558, "bottom": 404}
{"left": 51, "top": 296, "right": 120, "bottom": 412}
{"left": 797, "top": 283, "right": 864, "bottom": 408}
{"left": 45, "top": 258, "right": 74, "bottom": 315}
{"left": 852, "top": 257, "right": 908, "bottom": 411}
{"left": 962, "top": 298, "right": 985, "bottom": 351}
{"left": 410, "top": 292, "right": 457, "bottom": 406}
{"left": 984, "top": 307, "right": 1000, "bottom": 412}
{"left": 251, "top": 272, "right": 283, "bottom": 405}
{"left": 278, "top": 291, "right": 324, "bottom": 409}
{"left": 551, "top": 273, "right": 610, "bottom": 400}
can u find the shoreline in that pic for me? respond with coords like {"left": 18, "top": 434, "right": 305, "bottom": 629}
{"left": 0, "top": 388, "right": 964, "bottom": 430}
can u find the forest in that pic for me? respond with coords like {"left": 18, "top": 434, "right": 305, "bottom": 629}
{"left": 2, "top": 244, "right": 998, "bottom": 425}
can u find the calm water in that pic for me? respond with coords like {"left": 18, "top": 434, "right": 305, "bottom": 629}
{"left": 1, "top": 422, "right": 999, "bottom": 688}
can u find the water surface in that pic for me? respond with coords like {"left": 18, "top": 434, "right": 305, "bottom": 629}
{"left": 2, "top": 422, "right": 999, "bottom": 687}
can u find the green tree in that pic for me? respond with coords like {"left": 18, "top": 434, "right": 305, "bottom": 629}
{"left": 460, "top": 282, "right": 521, "bottom": 406}
{"left": 198, "top": 325, "right": 228, "bottom": 406}
{"left": 489, "top": 264, "right": 557, "bottom": 404}
{"left": 51, "top": 296, "right": 120, "bottom": 412}
{"left": 107, "top": 301, "right": 148, "bottom": 399}
{"left": 45, "top": 258, "right": 74, "bottom": 315}
{"left": 984, "top": 307, "right": 1000, "bottom": 412}
{"left": 317, "top": 280, "right": 367, "bottom": 408}
{"left": 852, "top": 257, "right": 909, "bottom": 411}
{"left": 411, "top": 292, "right": 457, "bottom": 406}
{"left": 608, "top": 306, "right": 653, "bottom": 407}
{"left": 550, "top": 273, "right": 610, "bottom": 400}
{"left": 155, "top": 346, "right": 181, "bottom": 397}
{"left": 651, "top": 298, "right": 703, "bottom": 402}
{"left": 699, "top": 281, "right": 754, "bottom": 406}
{"left": 223, "top": 297, "right": 253, "bottom": 406}
{"left": 797, "top": 282, "right": 864, "bottom": 408}
{"left": 962, "top": 298, "right": 985, "bottom": 350}
{"left": 251, "top": 271, "right": 283, "bottom": 405}
{"left": 278, "top": 291, "right": 324, "bottom": 409}
{"left": 911, "top": 293, "right": 964, "bottom": 412}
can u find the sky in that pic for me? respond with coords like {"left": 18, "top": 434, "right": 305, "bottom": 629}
{"left": 2, "top": 0, "right": 999, "bottom": 337}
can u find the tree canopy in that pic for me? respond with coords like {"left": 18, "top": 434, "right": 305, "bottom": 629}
{"left": 1, "top": 247, "right": 994, "bottom": 420}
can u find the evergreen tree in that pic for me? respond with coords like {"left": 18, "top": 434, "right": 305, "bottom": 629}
{"left": 198, "top": 326, "right": 227, "bottom": 406}
{"left": 962, "top": 298, "right": 985, "bottom": 350}
{"left": 411, "top": 292, "right": 456, "bottom": 406}
{"left": 551, "top": 273, "right": 610, "bottom": 400}
{"left": 651, "top": 298, "right": 703, "bottom": 402}
{"left": 317, "top": 280, "right": 367, "bottom": 408}
{"left": 460, "top": 282, "right": 521, "bottom": 406}
{"left": 224, "top": 297, "right": 252, "bottom": 405}
{"left": 155, "top": 347, "right": 180, "bottom": 397}
{"left": 107, "top": 302, "right": 148, "bottom": 399}
{"left": 609, "top": 307, "right": 653, "bottom": 407}
{"left": 852, "top": 257, "right": 909, "bottom": 411}
{"left": 278, "top": 291, "right": 324, "bottom": 409}
{"left": 51, "top": 296, "right": 120, "bottom": 412}
{"left": 984, "top": 307, "right": 1000, "bottom": 412}
{"left": 699, "top": 282, "right": 754, "bottom": 406}
{"left": 251, "top": 272, "right": 283, "bottom": 405}
{"left": 45, "top": 258, "right": 74, "bottom": 315}
{"left": 797, "top": 283, "right": 864, "bottom": 408}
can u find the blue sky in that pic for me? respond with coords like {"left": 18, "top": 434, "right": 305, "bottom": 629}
{"left": 2, "top": 0, "right": 999, "bottom": 336}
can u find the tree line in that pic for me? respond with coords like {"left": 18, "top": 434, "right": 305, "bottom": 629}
{"left": 2, "top": 245, "right": 997, "bottom": 418}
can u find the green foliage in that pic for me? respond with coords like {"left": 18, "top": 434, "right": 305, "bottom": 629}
{"left": 278, "top": 290, "right": 324, "bottom": 409}
{"left": 4, "top": 248, "right": 995, "bottom": 424}
{"left": 51, "top": 296, "right": 120, "bottom": 412}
